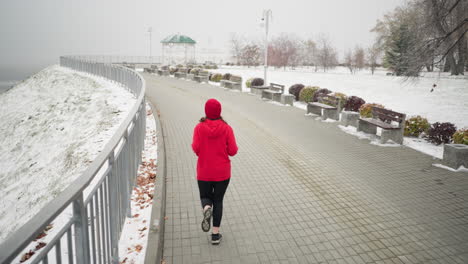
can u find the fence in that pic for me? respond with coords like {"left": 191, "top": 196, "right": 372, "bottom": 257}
{"left": 0, "top": 56, "right": 146, "bottom": 264}
{"left": 72, "top": 55, "right": 162, "bottom": 65}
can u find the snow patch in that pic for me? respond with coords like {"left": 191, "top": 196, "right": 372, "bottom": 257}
{"left": 432, "top": 164, "right": 468, "bottom": 173}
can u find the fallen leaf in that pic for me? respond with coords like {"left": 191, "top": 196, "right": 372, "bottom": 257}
{"left": 35, "top": 242, "right": 46, "bottom": 250}
{"left": 135, "top": 245, "right": 143, "bottom": 252}
{"left": 20, "top": 250, "right": 35, "bottom": 263}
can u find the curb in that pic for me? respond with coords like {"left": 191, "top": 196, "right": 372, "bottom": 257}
{"left": 144, "top": 99, "right": 167, "bottom": 264}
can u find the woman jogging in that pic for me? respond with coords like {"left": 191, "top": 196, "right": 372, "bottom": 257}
{"left": 191, "top": 98, "right": 238, "bottom": 245}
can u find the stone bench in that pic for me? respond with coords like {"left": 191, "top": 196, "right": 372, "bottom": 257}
{"left": 250, "top": 85, "right": 269, "bottom": 95}
{"left": 194, "top": 71, "right": 209, "bottom": 83}
{"left": 261, "top": 83, "right": 294, "bottom": 106}
{"left": 157, "top": 69, "right": 170, "bottom": 76}
{"left": 221, "top": 75, "right": 242, "bottom": 91}
{"left": 307, "top": 94, "right": 342, "bottom": 121}
{"left": 357, "top": 107, "right": 406, "bottom": 144}
{"left": 174, "top": 68, "right": 188, "bottom": 79}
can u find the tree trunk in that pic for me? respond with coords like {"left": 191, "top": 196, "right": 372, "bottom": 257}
{"left": 444, "top": 51, "right": 455, "bottom": 72}
{"left": 457, "top": 33, "right": 467, "bottom": 75}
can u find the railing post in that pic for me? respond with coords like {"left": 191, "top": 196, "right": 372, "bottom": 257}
{"left": 108, "top": 151, "right": 120, "bottom": 264}
{"left": 73, "top": 193, "right": 91, "bottom": 264}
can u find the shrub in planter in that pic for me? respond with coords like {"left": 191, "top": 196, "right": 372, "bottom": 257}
{"left": 404, "top": 116, "right": 430, "bottom": 137}
{"left": 344, "top": 96, "right": 366, "bottom": 112}
{"left": 245, "top": 78, "right": 254, "bottom": 88}
{"left": 212, "top": 65, "right": 218, "bottom": 69}
{"left": 251, "top": 78, "right": 264, "bottom": 87}
{"left": 288, "top": 84, "right": 305, "bottom": 101}
{"left": 199, "top": 70, "right": 209, "bottom": 75}
{"left": 359, "top": 103, "right": 385, "bottom": 118}
{"left": 299, "top": 86, "right": 319, "bottom": 103}
{"left": 331, "top": 92, "right": 347, "bottom": 109}
{"left": 190, "top": 68, "right": 200, "bottom": 75}
{"left": 453, "top": 128, "right": 468, "bottom": 145}
{"left": 222, "top": 73, "right": 232, "bottom": 80}
{"left": 211, "top": 73, "right": 223, "bottom": 82}
{"left": 427, "top": 122, "right": 457, "bottom": 145}
{"left": 312, "top": 88, "right": 332, "bottom": 102}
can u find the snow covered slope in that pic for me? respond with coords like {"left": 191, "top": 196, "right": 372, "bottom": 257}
{"left": 0, "top": 65, "right": 136, "bottom": 242}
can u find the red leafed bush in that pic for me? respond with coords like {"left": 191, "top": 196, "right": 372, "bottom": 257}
{"left": 426, "top": 122, "right": 457, "bottom": 145}
{"left": 344, "top": 96, "right": 366, "bottom": 112}
{"left": 288, "top": 84, "right": 305, "bottom": 101}
{"left": 312, "top": 88, "right": 332, "bottom": 102}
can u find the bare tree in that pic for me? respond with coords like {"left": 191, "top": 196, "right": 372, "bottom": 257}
{"left": 367, "top": 43, "right": 382, "bottom": 74}
{"left": 344, "top": 49, "right": 356, "bottom": 74}
{"left": 354, "top": 46, "right": 366, "bottom": 71}
{"left": 316, "top": 34, "right": 338, "bottom": 72}
{"left": 302, "top": 39, "right": 319, "bottom": 70}
{"left": 268, "top": 34, "right": 301, "bottom": 69}
{"left": 240, "top": 43, "right": 261, "bottom": 67}
{"left": 229, "top": 33, "right": 245, "bottom": 65}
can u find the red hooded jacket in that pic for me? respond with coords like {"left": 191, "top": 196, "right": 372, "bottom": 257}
{"left": 192, "top": 99, "right": 238, "bottom": 181}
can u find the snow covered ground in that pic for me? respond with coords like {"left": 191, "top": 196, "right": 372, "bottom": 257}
{"left": 212, "top": 66, "right": 468, "bottom": 128}
{"left": 119, "top": 104, "right": 157, "bottom": 264}
{"left": 0, "top": 65, "right": 136, "bottom": 242}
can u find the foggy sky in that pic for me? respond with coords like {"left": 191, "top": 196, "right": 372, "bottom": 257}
{"left": 0, "top": 0, "right": 404, "bottom": 76}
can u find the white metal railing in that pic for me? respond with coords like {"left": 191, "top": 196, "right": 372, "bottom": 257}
{"left": 0, "top": 56, "right": 146, "bottom": 264}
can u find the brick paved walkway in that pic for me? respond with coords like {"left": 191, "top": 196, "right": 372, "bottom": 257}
{"left": 144, "top": 74, "right": 468, "bottom": 264}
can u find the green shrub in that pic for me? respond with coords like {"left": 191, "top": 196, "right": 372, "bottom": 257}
{"left": 222, "top": 73, "right": 232, "bottom": 80}
{"left": 299, "top": 86, "right": 319, "bottom": 103}
{"left": 404, "top": 116, "right": 430, "bottom": 137}
{"left": 245, "top": 78, "right": 254, "bottom": 88}
{"left": 332, "top": 92, "right": 347, "bottom": 109}
{"left": 211, "top": 73, "right": 223, "bottom": 82}
{"left": 190, "top": 68, "right": 200, "bottom": 75}
{"left": 452, "top": 128, "right": 468, "bottom": 145}
{"left": 359, "top": 103, "right": 385, "bottom": 118}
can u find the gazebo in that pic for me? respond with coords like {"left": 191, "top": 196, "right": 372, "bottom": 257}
{"left": 161, "top": 34, "right": 196, "bottom": 65}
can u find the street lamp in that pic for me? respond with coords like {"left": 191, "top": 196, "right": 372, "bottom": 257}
{"left": 262, "top": 9, "right": 272, "bottom": 85}
{"left": 147, "top": 27, "right": 153, "bottom": 63}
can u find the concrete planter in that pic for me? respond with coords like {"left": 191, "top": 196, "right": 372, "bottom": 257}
{"left": 280, "top": 94, "right": 294, "bottom": 106}
{"left": 443, "top": 144, "right": 468, "bottom": 169}
{"left": 341, "top": 111, "right": 360, "bottom": 127}
{"left": 186, "top": 73, "right": 195, "bottom": 80}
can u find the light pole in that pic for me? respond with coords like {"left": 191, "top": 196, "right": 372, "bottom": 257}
{"left": 262, "top": 9, "right": 272, "bottom": 85}
{"left": 147, "top": 27, "right": 152, "bottom": 63}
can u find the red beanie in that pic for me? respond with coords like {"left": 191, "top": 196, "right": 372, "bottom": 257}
{"left": 205, "top": 99, "right": 221, "bottom": 119}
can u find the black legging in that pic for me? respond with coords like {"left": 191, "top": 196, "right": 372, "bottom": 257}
{"left": 197, "top": 179, "right": 230, "bottom": 227}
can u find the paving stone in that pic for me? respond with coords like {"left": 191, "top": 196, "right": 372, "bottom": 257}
{"left": 144, "top": 75, "right": 468, "bottom": 264}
